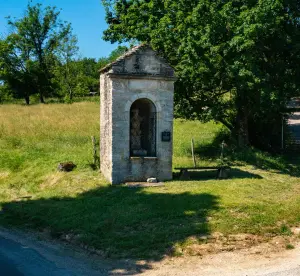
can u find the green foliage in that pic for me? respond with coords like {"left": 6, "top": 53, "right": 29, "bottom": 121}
{"left": 286, "top": 244, "right": 295, "bottom": 250}
{"left": 107, "top": 45, "right": 128, "bottom": 62}
{"left": 0, "top": 3, "right": 74, "bottom": 104}
{"left": 102, "top": 0, "right": 300, "bottom": 150}
{"left": 0, "top": 83, "right": 13, "bottom": 103}
{"left": 0, "top": 3, "right": 129, "bottom": 104}
{"left": 52, "top": 32, "right": 80, "bottom": 101}
{"left": 0, "top": 36, "right": 35, "bottom": 104}
{"left": 280, "top": 224, "right": 292, "bottom": 236}
{"left": 52, "top": 45, "right": 128, "bottom": 102}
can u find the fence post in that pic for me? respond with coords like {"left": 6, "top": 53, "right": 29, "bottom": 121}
{"left": 191, "top": 138, "right": 196, "bottom": 168}
{"left": 91, "top": 136, "right": 97, "bottom": 167}
{"left": 282, "top": 115, "right": 284, "bottom": 150}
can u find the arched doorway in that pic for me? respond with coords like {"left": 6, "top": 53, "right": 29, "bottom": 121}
{"left": 130, "top": 98, "right": 156, "bottom": 157}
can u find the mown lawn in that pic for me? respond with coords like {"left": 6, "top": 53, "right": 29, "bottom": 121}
{"left": 0, "top": 102, "right": 299, "bottom": 259}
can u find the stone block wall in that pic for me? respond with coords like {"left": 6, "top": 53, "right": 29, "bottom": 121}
{"left": 110, "top": 77, "right": 174, "bottom": 184}
{"left": 100, "top": 74, "right": 113, "bottom": 182}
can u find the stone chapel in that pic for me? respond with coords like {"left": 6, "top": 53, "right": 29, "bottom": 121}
{"left": 99, "top": 44, "right": 176, "bottom": 184}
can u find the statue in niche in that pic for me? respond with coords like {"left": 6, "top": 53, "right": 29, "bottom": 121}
{"left": 131, "top": 108, "right": 147, "bottom": 156}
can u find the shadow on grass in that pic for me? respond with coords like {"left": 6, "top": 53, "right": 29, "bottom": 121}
{"left": 1, "top": 186, "right": 219, "bottom": 274}
{"left": 173, "top": 167, "right": 263, "bottom": 181}
{"left": 232, "top": 150, "right": 300, "bottom": 176}
{"left": 190, "top": 131, "right": 300, "bottom": 177}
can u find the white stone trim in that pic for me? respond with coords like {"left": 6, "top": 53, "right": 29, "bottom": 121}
{"left": 124, "top": 93, "right": 162, "bottom": 112}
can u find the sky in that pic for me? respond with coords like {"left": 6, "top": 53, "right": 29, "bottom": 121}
{"left": 0, "top": 0, "right": 123, "bottom": 59}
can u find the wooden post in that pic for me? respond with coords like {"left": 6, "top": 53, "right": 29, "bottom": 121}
{"left": 220, "top": 141, "right": 225, "bottom": 162}
{"left": 282, "top": 115, "right": 284, "bottom": 150}
{"left": 91, "top": 136, "right": 97, "bottom": 167}
{"left": 191, "top": 138, "right": 196, "bottom": 168}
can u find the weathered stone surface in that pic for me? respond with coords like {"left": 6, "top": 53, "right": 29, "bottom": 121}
{"left": 147, "top": 178, "right": 158, "bottom": 183}
{"left": 100, "top": 45, "right": 175, "bottom": 78}
{"left": 126, "top": 182, "right": 164, "bottom": 188}
{"left": 100, "top": 45, "right": 175, "bottom": 184}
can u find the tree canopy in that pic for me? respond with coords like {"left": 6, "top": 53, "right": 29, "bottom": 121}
{"left": 0, "top": 3, "right": 128, "bottom": 105}
{"left": 102, "top": 0, "right": 300, "bottom": 149}
{"left": 0, "top": 3, "right": 73, "bottom": 104}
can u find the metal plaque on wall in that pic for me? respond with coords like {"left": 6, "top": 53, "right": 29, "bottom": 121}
{"left": 161, "top": 131, "right": 171, "bottom": 142}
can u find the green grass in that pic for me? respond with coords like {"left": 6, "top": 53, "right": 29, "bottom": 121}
{"left": 286, "top": 243, "right": 295, "bottom": 250}
{"left": 0, "top": 102, "right": 300, "bottom": 259}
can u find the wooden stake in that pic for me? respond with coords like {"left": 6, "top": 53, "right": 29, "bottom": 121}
{"left": 191, "top": 138, "right": 196, "bottom": 168}
{"left": 91, "top": 136, "right": 97, "bottom": 167}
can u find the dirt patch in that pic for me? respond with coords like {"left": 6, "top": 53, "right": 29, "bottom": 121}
{"left": 141, "top": 236, "right": 300, "bottom": 276}
{"left": 40, "top": 173, "right": 65, "bottom": 189}
{"left": 0, "top": 171, "right": 10, "bottom": 179}
{"left": 169, "top": 232, "right": 299, "bottom": 257}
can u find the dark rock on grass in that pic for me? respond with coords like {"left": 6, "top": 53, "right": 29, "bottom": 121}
{"left": 57, "top": 162, "right": 77, "bottom": 172}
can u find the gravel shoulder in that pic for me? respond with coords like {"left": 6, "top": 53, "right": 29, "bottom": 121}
{"left": 141, "top": 241, "right": 300, "bottom": 276}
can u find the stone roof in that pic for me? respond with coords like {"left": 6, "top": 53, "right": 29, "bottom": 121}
{"left": 99, "top": 44, "right": 175, "bottom": 78}
{"left": 99, "top": 44, "right": 148, "bottom": 73}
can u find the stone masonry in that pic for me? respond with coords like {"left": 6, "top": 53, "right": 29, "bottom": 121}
{"left": 100, "top": 45, "right": 176, "bottom": 184}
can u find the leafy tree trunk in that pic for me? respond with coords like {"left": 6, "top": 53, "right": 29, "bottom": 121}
{"left": 39, "top": 92, "right": 45, "bottom": 103}
{"left": 68, "top": 86, "right": 73, "bottom": 101}
{"left": 24, "top": 95, "right": 30, "bottom": 105}
{"left": 236, "top": 108, "right": 249, "bottom": 147}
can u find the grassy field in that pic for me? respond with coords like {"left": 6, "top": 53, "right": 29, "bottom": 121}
{"left": 0, "top": 102, "right": 300, "bottom": 259}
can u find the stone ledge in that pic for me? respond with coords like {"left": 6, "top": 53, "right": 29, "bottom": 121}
{"left": 125, "top": 182, "right": 164, "bottom": 188}
{"left": 108, "top": 74, "right": 177, "bottom": 81}
{"left": 130, "top": 157, "right": 158, "bottom": 160}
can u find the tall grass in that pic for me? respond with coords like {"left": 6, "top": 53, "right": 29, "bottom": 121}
{"left": 0, "top": 103, "right": 222, "bottom": 191}
{"left": 173, "top": 119, "right": 222, "bottom": 167}
{"left": 0, "top": 103, "right": 101, "bottom": 201}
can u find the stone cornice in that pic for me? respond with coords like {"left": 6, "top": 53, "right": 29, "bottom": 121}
{"left": 107, "top": 73, "right": 177, "bottom": 81}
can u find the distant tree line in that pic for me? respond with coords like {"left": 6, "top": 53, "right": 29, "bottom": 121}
{"left": 0, "top": 3, "right": 127, "bottom": 105}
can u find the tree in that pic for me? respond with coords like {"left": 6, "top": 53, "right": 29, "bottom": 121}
{"left": 102, "top": 0, "right": 300, "bottom": 149}
{"left": 0, "top": 36, "right": 37, "bottom": 104}
{"left": 53, "top": 46, "right": 128, "bottom": 101}
{"left": 53, "top": 32, "right": 80, "bottom": 101}
{"left": 0, "top": 3, "right": 73, "bottom": 104}
{"left": 77, "top": 58, "right": 100, "bottom": 92}
{"left": 0, "top": 82, "right": 13, "bottom": 103}
{"left": 107, "top": 45, "right": 128, "bottom": 62}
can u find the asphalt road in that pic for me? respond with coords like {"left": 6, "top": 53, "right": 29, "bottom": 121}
{"left": 0, "top": 227, "right": 299, "bottom": 276}
{"left": 0, "top": 246, "right": 23, "bottom": 276}
{"left": 0, "top": 228, "right": 111, "bottom": 276}
{"left": 0, "top": 235, "right": 94, "bottom": 276}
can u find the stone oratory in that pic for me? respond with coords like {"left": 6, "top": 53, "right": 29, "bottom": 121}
{"left": 99, "top": 44, "right": 176, "bottom": 184}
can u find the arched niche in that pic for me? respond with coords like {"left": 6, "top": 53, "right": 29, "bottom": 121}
{"left": 130, "top": 98, "right": 156, "bottom": 157}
